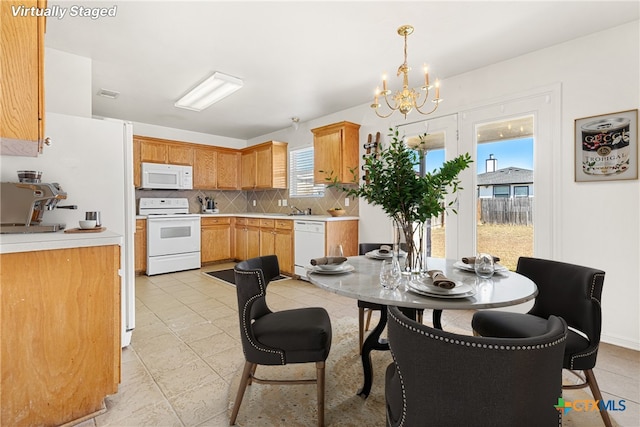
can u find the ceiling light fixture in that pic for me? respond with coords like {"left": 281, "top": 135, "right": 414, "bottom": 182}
{"left": 175, "top": 72, "right": 243, "bottom": 112}
{"left": 371, "top": 25, "right": 442, "bottom": 119}
{"left": 291, "top": 117, "right": 300, "bottom": 130}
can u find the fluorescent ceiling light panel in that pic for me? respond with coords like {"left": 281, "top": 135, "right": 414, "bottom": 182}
{"left": 175, "top": 72, "right": 243, "bottom": 112}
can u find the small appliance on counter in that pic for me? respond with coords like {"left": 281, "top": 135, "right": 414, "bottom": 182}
{"left": 197, "top": 195, "right": 218, "bottom": 213}
{"left": 0, "top": 181, "right": 76, "bottom": 234}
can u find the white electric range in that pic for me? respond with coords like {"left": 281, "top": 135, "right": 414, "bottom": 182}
{"left": 139, "top": 198, "right": 201, "bottom": 275}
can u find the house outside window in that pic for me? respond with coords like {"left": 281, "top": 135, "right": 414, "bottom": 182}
{"left": 493, "top": 185, "right": 510, "bottom": 198}
{"left": 289, "top": 147, "right": 325, "bottom": 197}
{"left": 514, "top": 185, "right": 530, "bottom": 197}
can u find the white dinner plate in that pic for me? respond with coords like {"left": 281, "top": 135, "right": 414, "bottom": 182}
{"left": 365, "top": 250, "right": 406, "bottom": 260}
{"left": 316, "top": 263, "right": 347, "bottom": 271}
{"left": 307, "top": 264, "right": 355, "bottom": 275}
{"left": 406, "top": 278, "right": 476, "bottom": 299}
{"left": 453, "top": 261, "right": 508, "bottom": 273}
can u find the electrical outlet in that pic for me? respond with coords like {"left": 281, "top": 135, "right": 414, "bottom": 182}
{"left": 278, "top": 200, "right": 282, "bottom": 206}
{"left": 282, "top": 199, "right": 288, "bottom": 207}
{"left": 345, "top": 198, "right": 350, "bottom": 207}
{"left": 252, "top": 200, "right": 256, "bottom": 207}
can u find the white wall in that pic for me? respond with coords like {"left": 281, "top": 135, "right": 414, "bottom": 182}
{"left": 45, "top": 48, "right": 92, "bottom": 117}
{"left": 130, "top": 121, "right": 245, "bottom": 149}
{"left": 249, "top": 21, "right": 640, "bottom": 349}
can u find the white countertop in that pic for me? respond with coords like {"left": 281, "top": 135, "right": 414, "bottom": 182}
{"left": 0, "top": 230, "right": 123, "bottom": 254}
{"left": 137, "top": 213, "right": 358, "bottom": 222}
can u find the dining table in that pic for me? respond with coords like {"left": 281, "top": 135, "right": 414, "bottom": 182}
{"left": 306, "top": 255, "right": 538, "bottom": 398}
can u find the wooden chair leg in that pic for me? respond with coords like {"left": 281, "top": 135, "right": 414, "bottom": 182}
{"left": 316, "top": 361, "right": 325, "bottom": 427}
{"left": 584, "top": 369, "right": 613, "bottom": 427}
{"left": 247, "top": 363, "right": 258, "bottom": 385}
{"left": 358, "top": 307, "right": 365, "bottom": 354}
{"left": 365, "top": 309, "right": 373, "bottom": 331}
{"left": 230, "top": 361, "right": 255, "bottom": 425}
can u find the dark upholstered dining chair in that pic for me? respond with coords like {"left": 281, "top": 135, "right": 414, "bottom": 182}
{"left": 472, "top": 257, "right": 611, "bottom": 427}
{"left": 230, "top": 255, "right": 332, "bottom": 426}
{"left": 357, "top": 243, "right": 423, "bottom": 354}
{"left": 386, "top": 305, "right": 567, "bottom": 427}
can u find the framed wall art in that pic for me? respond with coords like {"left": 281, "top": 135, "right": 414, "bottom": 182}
{"left": 575, "top": 109, "right": 638, "bottom": 182}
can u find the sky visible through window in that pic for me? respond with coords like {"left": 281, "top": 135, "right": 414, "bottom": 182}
{"left": 424, "top": 137, "right": 534, "bottom": 173}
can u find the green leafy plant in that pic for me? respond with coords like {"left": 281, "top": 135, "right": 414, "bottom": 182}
{"left": 324, "top": 127, "right": 472, "bottom": 271}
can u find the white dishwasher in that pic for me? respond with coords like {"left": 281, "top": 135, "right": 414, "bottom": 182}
{"left": 294, "top": 220, "right": 325, "bottom": 279}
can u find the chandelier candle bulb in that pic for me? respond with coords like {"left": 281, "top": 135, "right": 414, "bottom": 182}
{"left": 371, "top": 25, "right": 442, "bottom": 119}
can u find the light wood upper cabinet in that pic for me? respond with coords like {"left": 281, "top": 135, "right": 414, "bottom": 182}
{"left": 137, "top": 136, "right": 194, "bottom": 166}
{"left": 216, "top": 150, "right": 240, "bottom": 190}
{"left": 194, "top": 147, "right": 217, "bottom": 189}
{"left": 241, "top": 141, "right": 288, "bottom": 190}
{"left": 312, "top": 121, "right": 360, "bottom": 184}
{"left": 241, "top": 150, "right": 257, "bottom": 189}
{"left": 133, "top": 135, "right": 240, "bottom": 190}
{"left": 0, "top": 0, "right": 47, "bottom": 157}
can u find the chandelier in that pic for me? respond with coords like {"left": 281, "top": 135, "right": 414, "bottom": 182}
{"left": 371, "top": 25, "right": 442, "bottom": 119}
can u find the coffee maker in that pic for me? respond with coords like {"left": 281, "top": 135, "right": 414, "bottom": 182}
{"left": 0, "top": 182, "right": 73, "bottom": 233}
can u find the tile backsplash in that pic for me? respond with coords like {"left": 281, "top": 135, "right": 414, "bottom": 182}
{"left": 135, "top": 186, "right": 359, "bottom": 216}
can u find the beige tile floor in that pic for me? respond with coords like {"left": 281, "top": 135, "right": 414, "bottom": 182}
{"left": 76, "top": 263, "right": 639, "bottom": 427}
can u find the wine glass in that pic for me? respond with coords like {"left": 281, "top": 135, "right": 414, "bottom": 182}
{"left": 474, "top": 253, "right": 495, "bottom": 279}
{"left": 380, "top": 259, "right": 401, "bottom": 290}
{"left": 329, "top": 244, "right": 344, "bottom": 258}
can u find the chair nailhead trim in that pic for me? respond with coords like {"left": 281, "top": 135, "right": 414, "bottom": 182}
{"left": 236, "top": 269, "right": 285, "bottom": 365}
{"left": 387, "top": 309, "right": 566, "bottom": 426}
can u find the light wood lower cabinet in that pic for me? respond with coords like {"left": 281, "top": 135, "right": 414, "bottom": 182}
{"left": 259, "top": 219, "right": 294, "bottom": 275}
{"left": 1, "top": 245, "right": 121, "bottom": 426}
{"left": 201, "top": 217, "right": 232, "bottom": 263}
{"left": 326, "top": 219, "right": 359, "bottom": 257}
{"left": 135, "top": 218, "right": 147, "bottom": 274}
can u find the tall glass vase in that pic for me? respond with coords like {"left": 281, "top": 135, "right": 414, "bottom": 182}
{"left": 394, "top": 219, "right": 428, "bottom": 275}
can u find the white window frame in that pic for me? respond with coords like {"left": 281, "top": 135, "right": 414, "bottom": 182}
{"left": 289, "top": 146, "right": 325, "bottom": 198}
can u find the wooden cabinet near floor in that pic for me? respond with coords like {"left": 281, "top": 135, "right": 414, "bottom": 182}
{"left": 259, "top": 218, "right": 294, "bottom": 274}
{"left": 0, "top": 245, "right": 121, "bottom": 426}
{"left": 311, "top": 121, "right": 360, "bottom": 184}
{"left": 0, "top": 0, "right": 47, "bottom": 156}
{"left": 201, "top": 216, "right": 232, "bottom": 263}
{"left": 135, "top": 218, "right": 147, "bottom": 273}
{"left": 326, "top": 219, "right": 359, "bottom": 257}
{"left": 235, "top": 217, "right": 261, "bottom": 261}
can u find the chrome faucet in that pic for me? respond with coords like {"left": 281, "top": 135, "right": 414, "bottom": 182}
{"left": 290, "top": 205, "right": 304, "bottom": 215}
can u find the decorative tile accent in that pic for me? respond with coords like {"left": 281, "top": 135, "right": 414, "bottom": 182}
{"left": 135, "top": 187, "right": 359, "bottom": 216}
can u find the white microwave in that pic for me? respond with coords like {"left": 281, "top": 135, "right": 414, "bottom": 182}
{"left": 141, "top": 162, "right": 193, "bottom": 190}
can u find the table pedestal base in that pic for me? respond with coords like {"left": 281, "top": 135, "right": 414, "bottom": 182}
{"left": 358, "top": 307, "right": 442, "bottom": 398}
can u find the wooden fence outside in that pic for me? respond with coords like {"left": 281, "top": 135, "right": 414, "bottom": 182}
{"left": 478, "top": 197, "right": 533, "bottom": 225}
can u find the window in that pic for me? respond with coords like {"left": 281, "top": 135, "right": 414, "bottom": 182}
{"left": 289, "top": 147, "right": 325, "bottom": 197}
{"left": 493, "top": 185, "right": 510, "bottom": 198}
{"left": 514, "top": 186, "right": 529, "bottom": 197}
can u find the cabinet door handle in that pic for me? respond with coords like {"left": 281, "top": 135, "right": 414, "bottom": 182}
{"left": 44, "top": 137, "right": 52, "bottom": 146}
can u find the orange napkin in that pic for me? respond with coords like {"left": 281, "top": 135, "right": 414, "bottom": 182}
{"left": 461, "top": 255, "right": 500, "bottom": 264}
{"left": 427, "top": 270, "right": 456, "bottom": 289}
{"left": 310, "top": 256, "right": 347, "bottom": 266}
